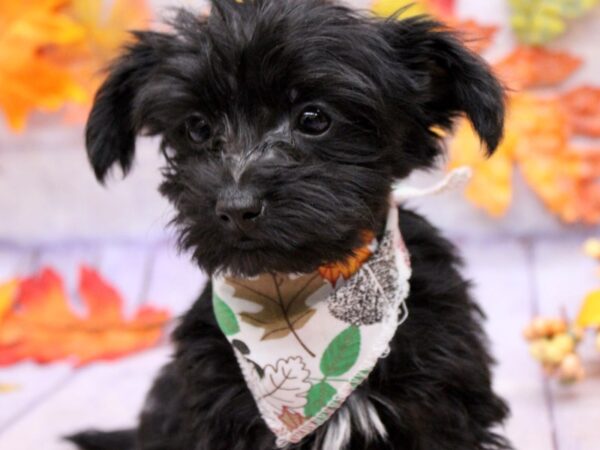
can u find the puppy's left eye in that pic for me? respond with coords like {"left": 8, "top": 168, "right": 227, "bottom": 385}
{"left": 296, "top": 106, "right": 331, "bottom": 135}
{"left": 185, "top": 114, "right": 211, "bottom": 144}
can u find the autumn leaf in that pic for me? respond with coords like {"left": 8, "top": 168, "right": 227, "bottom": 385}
{"left": 0, "top": 0, "right": 87, "bottom": 130}
{"left": 0, "top": 383, "right": 19, "bottom": 394}
{"left": 448, "top": 19, "right": 499, "bottom": 53}
{"left": 449, "top": 92, "right": 600, "bottom": 223}
{"left": 577, "top": 290, "right": 600, "bottom": 328}
{"left": 55, "top": 0, "right": 152, "bottom": 121}
{"left": 448, "top": 119, "right": 515, "bottom": 217}
{"left": 371, "top": 0, "right": 455, "bottom": 19}
{"left": 560, "top": 86, "right": 600, "bottom": 138}
{"left": 279, "top": 407, "right": 306, "bottom": 432}
{"left": 226, "top": 273, "right": 326, "bottom": 356}
{"left": 0, "top": 280, "right": 19, "bottom": 323}
{"left": 258, "top": 357, "right": 312, "bottom": 412}
{"left": 493, "top": 46, "right": 582, "bottom": 90}
{"left": 0, "top": 0, "right": 152, "bottom": 130}
{"left": 0, "top": 266, "right": 170, "bottom": 366}
{"left": 318, "top": 231, "right": 374, "bottom": 285}
{"left": 371, "top": 0, "right": 429, "bottom": 18}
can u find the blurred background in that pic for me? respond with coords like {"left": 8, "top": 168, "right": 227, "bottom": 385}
{"left": 1, "top": 0, "right": 599, "bottom": 449}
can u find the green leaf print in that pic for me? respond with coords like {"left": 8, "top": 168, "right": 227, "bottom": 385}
{"left": 304, "top": 381, "right": 336, "bottom": 417}
{"left": 213, "top": 294, "right": 240, "bottom": 336}
{"left": 320, "top": 326, "right": 361, "bottom": 377}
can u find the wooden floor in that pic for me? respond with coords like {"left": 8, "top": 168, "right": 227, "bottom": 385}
{"left": 0, "top": 236, "right": 599, "bottom": 450}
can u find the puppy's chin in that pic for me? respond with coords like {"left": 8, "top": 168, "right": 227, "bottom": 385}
{"left": 191, "top": 237, "right": 365, "bottom": 278}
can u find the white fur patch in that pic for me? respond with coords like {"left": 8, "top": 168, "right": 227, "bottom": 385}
{"left": 312, "top": 396, "right": 387, "bottom": 450}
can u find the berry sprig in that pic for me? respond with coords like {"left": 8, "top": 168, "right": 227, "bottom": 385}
{"left": 523, "top": 317, "right": 585, "bottom": 383}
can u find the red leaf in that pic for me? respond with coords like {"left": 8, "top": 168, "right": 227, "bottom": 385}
{"left": 0, "top": 267, "right": 170, "bottom": 366}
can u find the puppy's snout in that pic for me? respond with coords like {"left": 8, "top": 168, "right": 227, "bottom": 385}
{"left": 215, "top": 189, "right": 264, "bottom": 233}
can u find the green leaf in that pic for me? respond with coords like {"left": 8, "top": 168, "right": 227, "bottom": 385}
{"left": 213, "top": 294, "right": 240, "bottom": 336}
{"left": 304, "top": 382, "right": 336, "bottom": 417}
{"left": 320, "top": 326, "right": 361, "bottom": 377}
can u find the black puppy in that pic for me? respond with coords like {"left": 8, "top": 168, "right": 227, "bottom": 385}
{"left": 70, "top": 0, "right": 510, "bottom": 449}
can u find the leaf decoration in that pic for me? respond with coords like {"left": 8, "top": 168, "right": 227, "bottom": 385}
{"left": 448, "top": 18, "right": 499, "bottom": 54}
{"left": 0, "top": 0, "right": 87, "bottom": 130}
{"left": 370, "top": 1, "right": 497, "bottom": 55}
{"left": 449, "top": 92, "right": 600, "bottom": 223}
{"left": 560, "top": 86, "right": 600, "bottom": 138}
{"left": 259, "top": 357, "right": 312, "bottom": 412}
{"left": 226, "top": 273, "right": 326, "bottom": 356}
{"left": 371, "top": 0, "right": 456, "bottom": 19}
{"left": 0, "top": 280, "right": 19, "bottom": 323}
{"left": 279, "top": 407, "right": 306, "bottom": 431}
{"left": 0, "top": 383, "right": 19, "bottom": 394}
{"left": 577, "top": 290, "right": 600, "bottom": 328}
{"left": 57, "top": 0, "right": 152, "bottom": 117}
{"left": 304, "top": 381, "right": 337, "bottom": 418}
{"left": 371, "top": 0, "right": 430, "bottom": 18}
{"left": 320, "top": 326, "right": 361, "bottom": 377}
{"left": 213, "top": 294, "right": 240, "bottom": 336}
{"left": 0, "top": 267, "right": 170, "bottom": 366}
{"left": 328, "top": 232, "right": 400, "bottom": 325}
{"left": 448, "top": 120, "right": 514, "bottom": 217}
{"left": 318, "top": 231, "right": 374, "bottom": 285}
{"left": 509, "top": 0, "right": 600, "bottom": 45}
{"left": 493, "top": 46, "right": 582, "bottom": 90}
{"left": 0, "top": 0, "right": 151, "bottom": 131}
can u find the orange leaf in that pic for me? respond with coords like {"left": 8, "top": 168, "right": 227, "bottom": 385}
{"left": 560, "top": 86, "right": 600, "bottom": 138}
{"left": 493, "top": 47, "right": 581, "bottom": 90}
{"left": 511, "top": 95, "right": 600, "bottom": 224}
{"left": 278, "top": 407, "right": 306, "bottom": 431}
{"left": 318, "top": 231, "right": 375, "bottom": 284}
{"left": 449, "top": 92, "right": 600, "bottom": 224}
{"left": 0, "top": 280, "right": 19, "bottom": 323}
{"left": 0, "top": 267, "right": 170, "bottom": 366}
{"left": 0, "top": 0, "right": 88, "bottom": 130}
{"left": 448, "top": 19, "right": 498, "bottom": 54}
{"left": 50, "top": 0, "right": 153, "bottom": 122}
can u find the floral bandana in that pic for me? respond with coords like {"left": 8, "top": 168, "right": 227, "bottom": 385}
{"left": 211, "top": 168, "right": 471, "bottom": 447}
{"left": 212, "top": 205, "right": 410, "bottom": 447}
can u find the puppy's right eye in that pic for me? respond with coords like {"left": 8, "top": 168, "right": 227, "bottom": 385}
{"left": 185, "top": 115, "right": 211, "bottom": 144}
{"left": 296, "top": 106, "right": 331, "bottom": 136}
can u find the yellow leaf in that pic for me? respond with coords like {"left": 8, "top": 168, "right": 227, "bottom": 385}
{"left": 448, "top": 119, "right": 515, "bottom": 217}
{"left": 0, "top": 280, "right": 19, "bottom": 323}
{"left": 0, "top": 0, "right": 88, "bottom": 130}
{"left": 577, "top": 290, "right": 600, "bottom": 328}
{"left": 0, "top": 383, "right": 20, "bottom": 394}
{"left": 371, "top": 0, "right": 429, "bottom": 18}
{"left": 52, "top": 0, "right": 153, "bottom": 122}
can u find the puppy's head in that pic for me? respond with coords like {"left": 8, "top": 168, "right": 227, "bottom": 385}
{"left": 86, "top": 0, "right": 504, "bottom": 276}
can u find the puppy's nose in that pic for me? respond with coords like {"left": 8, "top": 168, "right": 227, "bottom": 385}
{"left": 215, "top": 191, "right": 264, "bottom": 233}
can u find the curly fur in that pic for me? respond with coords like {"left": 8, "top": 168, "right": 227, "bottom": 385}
{"left": 70, "top": 0, "right": 511, "bottom": 449}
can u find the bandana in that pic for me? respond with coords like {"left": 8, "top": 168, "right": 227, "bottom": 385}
{"left": 211, "top": 168, "right": 471, "bottom": 447}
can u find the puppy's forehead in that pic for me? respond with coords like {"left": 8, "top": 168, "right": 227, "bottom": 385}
{"left": 187, "top": 1, "right": 389, "bottom": 107}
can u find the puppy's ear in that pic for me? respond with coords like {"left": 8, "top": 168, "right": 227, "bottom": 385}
{"left": 86, "top": 31, "right": 166, "bottom": 182}
{"left": 378, "top": 17, "right": 505, "bottom": 173}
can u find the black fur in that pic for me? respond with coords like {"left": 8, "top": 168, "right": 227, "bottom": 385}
{"left": 71, "top": 0, "right": 510, "bottom": 449}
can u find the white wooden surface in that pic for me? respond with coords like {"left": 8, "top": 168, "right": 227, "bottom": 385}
{"left": 1, "top": 237, "right": 599, "bottom": 450}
